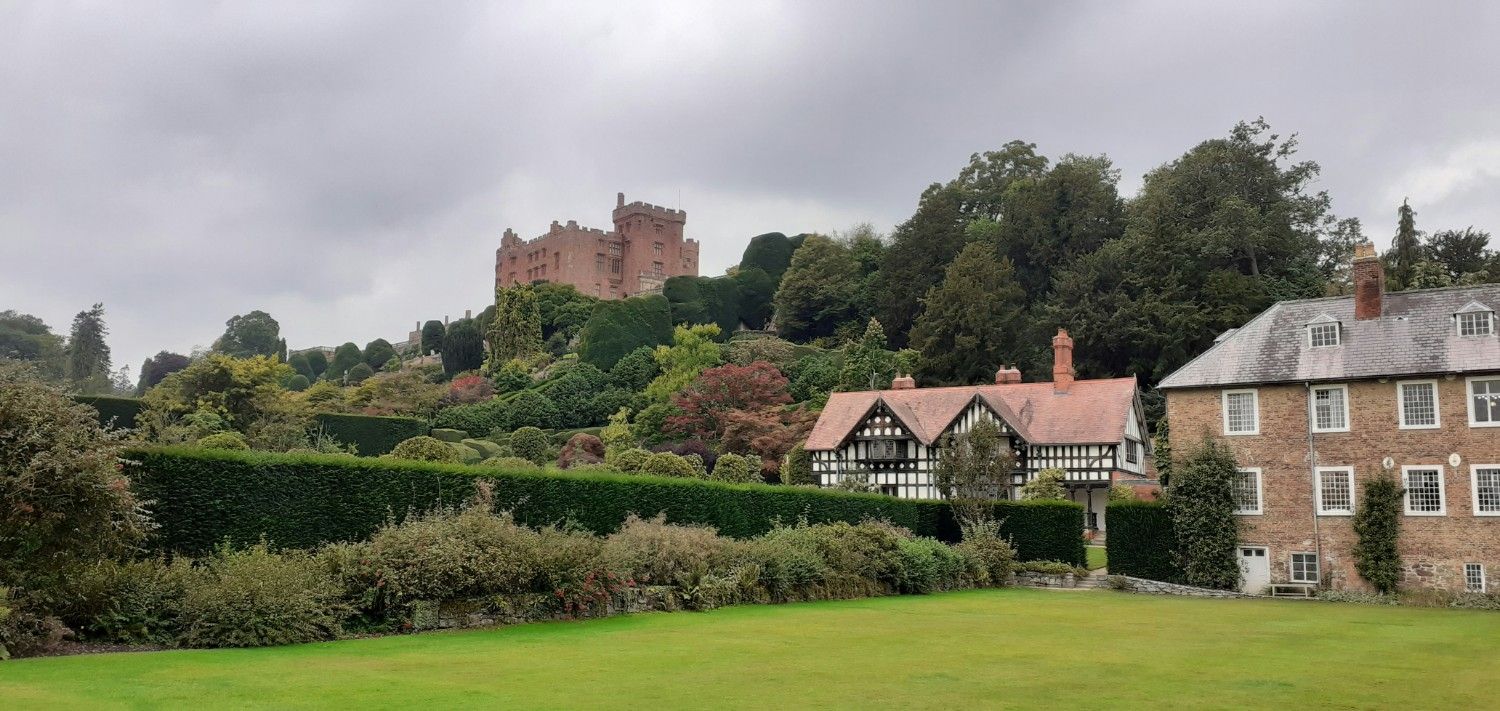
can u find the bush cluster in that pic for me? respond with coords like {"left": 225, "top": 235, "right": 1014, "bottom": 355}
{"left": 1104, "top": 500, "right": 1183, "bottom": 583}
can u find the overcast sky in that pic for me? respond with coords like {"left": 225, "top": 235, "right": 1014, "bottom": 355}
{"left": 3, "top": 1, "right": 1498, "bottom": 375}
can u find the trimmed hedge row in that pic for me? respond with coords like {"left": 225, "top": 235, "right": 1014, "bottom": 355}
{"left": 313, "top": 413, "right": 429, "bottom": 456}
{"left": 1105, "top": 500, "right": 1182, "bottom": 583}
{"left": 74, "top": 395, "right": 144, "bottom": 430}
{"left": 125, "top": 447, "right": 1085, "bottom": 564}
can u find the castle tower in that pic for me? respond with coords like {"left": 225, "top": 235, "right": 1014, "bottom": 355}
{"left": 612, "top": 193, "right": 696, "bottom": 297}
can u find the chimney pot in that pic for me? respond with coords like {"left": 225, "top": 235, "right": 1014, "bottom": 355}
{"left": 995, "top": 365, "right": 1022, "bottom": 384}
{"left": 890, "top": 374, "right": 916, "bottom": 390}
{"left": 1052, "top": 329, "right": 1075, "bottom": 393}
{"left": 1353, "top": 241, "right": 1384, "bottom": 320}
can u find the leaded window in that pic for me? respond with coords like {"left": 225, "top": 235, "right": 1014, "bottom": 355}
{"left": 1403, "top": 467, "right": 1445, "bottom": 515}
{"left": 1399, "top": 381, "right": 1438, "bottom": 428}
{"left": 1317, "top": 468, "right": 1354, "bottom": 515}
{"left": 1290, "top": 553, "right": 1319, "bottom": 584}
{"left": 1125, "top": 439, "right": 1139, "bottom": 464}
{"left": 1233, "top": 469, "right": 1262, "bottom": 514}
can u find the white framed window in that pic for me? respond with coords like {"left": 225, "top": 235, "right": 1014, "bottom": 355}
{"left": 1308, "top": 322, "right": 1340, "bottom": 347}
{"left": 1401, "top": 466, "right": 1446, "bottom": 516}
{"left": 1310, "top": 384, "right": 1349, "bottom": 433}
{"left": 1397, "top": 380, "right": 1440, "bottom": 429}
{"left": 1464, "top": 563, "right": 1487, "bottom": 593}
{"left": 1233, "top": 468, "right": 1263, "bottom": 515}
{"left": 1289, "top": 552, "right": 1319, "bottom": 584}
{"left": 1472, "top": 466, "right": 1500, "bottom": 516}
{"left": 1457, "top": 311, "right": 1494, "bottom": 337}
{"left": 1468, "top": 377, "right": 1500, "bottom": 427}
{"left": 1222, "top": 389, "right": 1260, "bottom": 435}
{"left": 1316, "top": 467, "right": 1354, "bottom": 515}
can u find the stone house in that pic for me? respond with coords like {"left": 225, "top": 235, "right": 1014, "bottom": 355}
{"left": 494, "top": 193, "right": 699, "bottom": 299}
{"left": 1159, "top": 243, "right": 1499, "bottom": 593}
{"left": 803, "top": 330, "right": 1153, "bottom": 533}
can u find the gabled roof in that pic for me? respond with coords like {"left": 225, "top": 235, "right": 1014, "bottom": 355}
{"left": 805, "top": 377, "right": 1139, "bottom": 451}
{"left": 1159, "top": 284, "right": 1500, "bottom": 390}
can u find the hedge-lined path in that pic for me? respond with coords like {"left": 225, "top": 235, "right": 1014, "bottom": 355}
{"left": 4, "top": 588, "right": 1497, "bottom": 709}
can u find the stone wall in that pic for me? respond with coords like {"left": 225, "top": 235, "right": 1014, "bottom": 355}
{"left": 1165, "top": 379, "right": 1500, "bottom": 592}
{"left": 1112, "top": 576, "right": 1255, "bottom": 598}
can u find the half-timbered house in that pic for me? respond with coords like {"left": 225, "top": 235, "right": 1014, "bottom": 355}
{"left": 803, "top": 330, "right": 1152, "bottom": 533}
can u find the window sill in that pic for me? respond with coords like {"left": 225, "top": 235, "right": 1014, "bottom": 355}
{"left": 1403, "top": 511, "right": 1447, "bottom": 517}
{"left": 1223, "top": 431, "right": 1260, "bottom": 437}
{"left": 1397, "top": 423, "right": 1441, "bottom": 430}
{"left": 1317, "top": 512, "right": 1353, "bottom": 517}
{"left": 1233, "top": 511, "right": 1264, "bottom": 516}
{"left": 1467, "top": 421, "right": 1500, "bottom": 428}
{"left": 1311, "top": 427, "right": 1351, "bottom": 434}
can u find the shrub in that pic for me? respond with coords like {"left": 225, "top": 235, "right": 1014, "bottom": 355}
{"left": 1107, "top": 483, "right": 1137, "bottom": 502}
{"left": 711, "top": 452, "right": 758, "bottom": 484}
{"left": 446, "top": 374, "right": 494, "bottom": 405}
{"left": 313, "top": 413, "right": 427, "bottom": 457}
{"left": 559, "top": 433, "right": 605, "bottom": 469}
{"left": 643, "top": 451, "right": 697, "bottom": 478}
{"left": 895, "top": 536, "right": 967, "bottom": 594}
{"left": 197, "top": 431, "right": 250, "bottom": 450}
{"left": 1353, "top": 468, "right": 1404, "bottom": 594}
{"left": 179, "top": 542, "right": 345, "bottom": 648}
{"left": 482, "top": 456, "right": 540, "bottom": 470}
{"left": 600, "top": 515, "right": 734, "bottom": 587}
{"left": 510, "top": 426, "right": 550, "bottom": 465}
{"left": 744, "top": 529, "right": 832, "bottom": 602}
{"left": 126, "top": 448, "right": 1082, "bottom": 560}
{"left": 1169, "top": 440, "right": 1241, "bottom": 590}
{"left": 285, "top": 374, "right": 311, "bottom": 392}
{"left": 578, "top": 294, "right": 674, "bottom": 370}
{"left": 430, "top": 427, "right": 469, "bottom": 442}
{"left": 434, "top": 398, "right": 510, "bottom": 436}
{"left": 0, "top": 586, "right": 68, "bottom": 660}
{"left": 611, "top": 447, "right": 652, "bottom": 474}
{"left": 354, "top": 507, "right": 548, "bottom": 613}
{"left": 460, "top": 438, "right": 504, "bottom": 460}
{"left": 67, "top": 557, "right": 193, "bottom": 645}
{"left": 388, "top": 436, "right": 460, "bottom": 463}
{"left": 1016, "top": 560, "right": 1091, "bottom": 577}
{"left": 72, "top": 394, "right": 144, "bottom": 430}
{"left": 607, "top": 346, "right": 659, "bottom": 391}
{"left": 781, "top": 442, "right": 814, "bottom": 486}
{"left": 507, "top": 389, "right": 561, "bottom": 430}
{"left": 345, "top": 362, "right": 375, "bottom": 384}
{"left": 1105, "top": 501, "right": 1182, "bottom": 583}
{"left": 953, "top": 526, "right": 1016, "bottom": 588}
{"left": 1021, "top": 467, "right": 1068, "bottom": 500}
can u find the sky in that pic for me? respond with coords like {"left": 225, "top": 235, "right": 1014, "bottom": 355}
{"left": 3, "top": 1, "right": 1498, "bottom": 376}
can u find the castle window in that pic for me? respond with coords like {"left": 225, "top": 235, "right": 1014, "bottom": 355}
{"left": 1233, "top": 468, "right": 1262, "bottom": 514}
{"left": 1402, "top": 466, "right": 1446, "bottom": 515}
{"left": 652, "top": 261, "right": 664, "bottom": 276}
{"left": 653, "top": 242, "right": 663, "bottom": 256}
{"left": 595, "top": 254, "right": 604, "bottom": 271}
{"left": 611, "top": 258, "right": 622, "bottom": 276}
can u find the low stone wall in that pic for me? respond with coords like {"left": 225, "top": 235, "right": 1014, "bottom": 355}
{"left": 1013, "top": 572, "right": 1103, "bottom": 589}
{"left": 1113, "top": 576, "right": 1254, "bottom": 598}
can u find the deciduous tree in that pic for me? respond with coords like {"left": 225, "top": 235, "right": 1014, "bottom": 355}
{"left": 213, "top": 310, "right": 282, "bottom": 359}
{"left": 934, "top": 417, "right": 1014, "bottom": 533}
{"left": 773, "top": 234, "right": 861, "bottom": 342}
{"left": 666, "top": 361, "right": 792, "bottom": 441}
{"left": 910, "top": 243, "right": 1026, "bottom": 386}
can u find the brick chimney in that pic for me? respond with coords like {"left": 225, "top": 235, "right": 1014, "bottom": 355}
{"left": 994, "top": 365, "right": 1022, "bottom": 384}
{"left": 1052, "top": 329, "right": 1075, "bottom": 394}
{"left": 890, "top": 374, "right": 916, "bottom": 390}
{"left": 1353, "top": 242, "right": 1383, "bottom": 320}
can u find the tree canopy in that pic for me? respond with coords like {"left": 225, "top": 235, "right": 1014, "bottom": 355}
{"left": 213, "top": 310, "right": 282, "bottom": 359}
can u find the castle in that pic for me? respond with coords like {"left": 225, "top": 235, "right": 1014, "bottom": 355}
{"left": 494, "top": 193, "right": 700, "bottom": 299}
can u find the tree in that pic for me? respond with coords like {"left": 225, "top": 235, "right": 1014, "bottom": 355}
{"left": 0, "top": 310, "right": 65, "bottom": 379}
{"left": 721, "top": 406, "right": 816, "bottom": 479}
{"left": 838, "top": 318, "right": 901, "bottom": 391}
{"left": 666, "top": 361, "right": 792, "bottom": 441}
{"left": 1021, "top": 468, "right": 1068, "bottom": 500}
{"left": 213, "top": 310, "right": 282, "bottom": 359}
{"left": 327, "top": 342, "right": 363, "bottom": 382}
{"left": 1168, "top": 440, "right": 1241, "bottom": 591}
{"left": 644, "top": 324, "right": 723, "bottom": 402}
{"left": 507, "top": 389, "right": 560, "bottom": 430}
{"left": 363, "top": 339, "right": 396, "bottom": 371}
{"left": 731, "top": 267, "right": 777, "bottom": 330}
{"left": 608, "top": 346, "right": 660, "bottom": 391}
{"left": 0, "top": 363, "right": 148, "bottom": 606}
{"left": 420, "top": 320, "right": 446, "bottom": 356}
{"left": 65, "top": 303, "right": 112, "bottom": 393}
{"left": 136, "top": 350, "right": 191, "bottom": 394}
{"left": 532, "top": 282, "right": 598, "bottom": 344}
{"left": 1353, "top": 468, "right": 1404, "bottom": 594}
{"left": 1388, "top": 199, "right": 1423, "bottom": 290}
{"left": 1426, "top": 227, "right": 1493, "bottom": 282}
{"left": 578, "top": 294, "right": 674, "bottom": 370}
{"left": 286, "top": 352, "right": 313, "bottom": 382}
{"left": 137, "top": 354, "right": 298, "bottom": 438}
{"left": 738, "top": 232, "right": 796, "bottom": 283}
{"left": 933, "top": 417, "right": 1014, "bottom": 533}
{"left": 910, "top": 243, "right": 1027, "bottom": 385}
{"left": 663, "top": 276, "right": 740, "bottom": 336}
{"left": 345, "top": 369, "right": 446, "bottom": 418}
{"left": 345, "top": 362, "right": 374, "bottom": 384}
{"left": 993, "top": 154, "right": 1126, "bottom": 299}
{"left": 488, "top": 284, "right": 544, "bottom": 364}
{"left": 305, "top": 350, "right": 328, "bottom": 380}
{"left": 1317, "top": 217, "right": 1366, "bottom": 294}
{"left": 440, "top": 320, "right": 484, "bottom": 377}
{"left": 773, "top": 234, "right": 862, "bottom": 342}
{"left": 789, "top": 352, "right": 840, "bottom": 406}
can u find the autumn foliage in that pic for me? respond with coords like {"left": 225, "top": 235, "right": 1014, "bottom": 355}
{"left": 665, "top": 361, "right": 791, "bottom": 441}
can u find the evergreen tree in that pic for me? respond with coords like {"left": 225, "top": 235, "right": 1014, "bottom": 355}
{"left": 420, "top": 320, "right": 446, "bottom": 356}
{"left": 1353, "top": 468, "right": 1404, "bottom": 594}
{"left": 838, "top": 319, "right": 899, "bottom": 390}
{"left": 773, "top": 234, "right": 861, "bottom": 342}
{"left": 137, "top": 350, "right": 191, "bottom": 394}
{"left": 1388, "top": 198, "right": 1423, "bottom": 290}
{"left": 441, "top": 319, "right": 484, "bottom": 377}
{"left": 286, "top": 352, "right": 313, "bottom": 381}
{"left": 909, "top": 243, "right": 1026, "bottom": 386}
{"left": 1169, "top": 440, "right": 1242, "bottom": 591}
{"left": 488, "top": 284, "right": 544, "bottom": 364}
{"left": 305, "top": 350, "right": 328, "bottom": 380}
{"left": 327, "top": 342, "right": 363, "bottom": 382}
{"left": 66, "top": 303, "right": 112, "bottom": 392}
{"left": 1425, "top": 227, "right": 1493, "bottom": 282}
{"left": 738, "top": 232, "right": 795, "bottom": 283}
{"left": 731, "top": 267, "right": 776, "bottom": 330}
{"left": 363, "top": 338, "right": 396, "bottom": 370}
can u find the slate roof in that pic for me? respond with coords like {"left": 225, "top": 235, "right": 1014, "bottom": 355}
{"left": 1158, "top": 284, "right": 1500, "bottom": 390}
{"left": 804, "top": 377, "right": 1140, "bottom": 451}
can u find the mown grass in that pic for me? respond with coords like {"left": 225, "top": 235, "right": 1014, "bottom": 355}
{"left": 2, "top": 588, "right": 1495, "bottom": 710}
{"left": 1086, "top": 545, "right": 1107, "bottom": 570}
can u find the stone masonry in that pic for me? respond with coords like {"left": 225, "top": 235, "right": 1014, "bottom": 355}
{"left": 1166, "top": 379, "right": 1500, "bottom": 592}
{"left": 494, "top": 192, "right": 699, "bottom": 299}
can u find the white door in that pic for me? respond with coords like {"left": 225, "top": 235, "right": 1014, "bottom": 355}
{"left": 1238, "top": 546, "right": 1269, "bottom": 593}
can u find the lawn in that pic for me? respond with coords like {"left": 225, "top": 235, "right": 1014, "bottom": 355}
{"left": 1086, "top": 544, "right": 1107, "bottom": 570}
{"left": 2, "top": 588, "right": 1496, "bottom": 710}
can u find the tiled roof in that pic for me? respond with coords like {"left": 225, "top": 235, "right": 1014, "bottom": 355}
{"left": 1158, "top": 284, "right": 1500, "bottom": 390}
{"left": 804, "top": 377, "right": 1139, "bottom": 451}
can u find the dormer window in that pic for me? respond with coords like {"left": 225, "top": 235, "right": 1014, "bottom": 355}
{"left": 1457, "top": 307, "right": 1494, "bottom": 337}
{"left": 1307, "top": 316, "right": 1341, "bottom": 348}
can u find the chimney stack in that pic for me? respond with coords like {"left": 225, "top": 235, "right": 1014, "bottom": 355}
{"left": 890, "top": 374, "right": 916, "bottom": 390}
{"left": 1353, "top": 242, "right": 1383, "bottom": 320}
{"left": 617, "top": 192, "right": 625, "bottom": 208}
{"left": 995, "top": 365, "right": 1022, "bottom": 384}
{"left": 1052, "top": 329, "right": 1075, "bottom": 394}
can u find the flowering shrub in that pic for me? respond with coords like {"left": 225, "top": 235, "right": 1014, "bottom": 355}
{"left": 445, "top": 375, "right": 494, "bottom": 405}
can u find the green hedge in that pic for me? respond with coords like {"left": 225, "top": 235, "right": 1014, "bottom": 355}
{"left": 125, "top": 448, "right": 1084, "bottom": 564}
{"left": 312, "top": 413, "right": 429, "bottom": 457}
{"left": 1105, "top": 500, "right": 1182, "bottom": 583}
{"left": 74, "top": 395, "right": 144, "bottom": 430}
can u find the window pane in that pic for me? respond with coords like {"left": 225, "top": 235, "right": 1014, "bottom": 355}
{"left": 1315, "top": 388, "right": 1347, "bottom": 430}
{"left": 1474, "top": 379, "right": 1500, "bottom": 423}
{"left": 1401, "top": 383, "right": 1436, "bottom": 426}
{"left": 1226, "top": 392, "right": 1256, "bottom": 433}
{"left": 1476, "top": 468, "right": 1500, "bottom": 514}
{"left": 1459, "top": 312, "right": 1494, "bottom": 337}
{"left": 1404, "top": 469, "right": 1443, "bottom": 513}
{"left": 1465, "top": 564, "right": 1486, "bottom": 593}
{"left": 1233, "top": 470, "right": 1260, "bottom": 513}
{"left": 1291, "top": 553, "right": 1319, "bottom": 583}
{"left": 1319, "top": 470, "right": 1352, "bottom": 513}
{"left": 1310, "top": 323, "right": 1339, "bottom": 347}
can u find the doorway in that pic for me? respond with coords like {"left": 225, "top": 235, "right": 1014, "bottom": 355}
{"left": 1238, "top": 546, "right": 1270, "bottom": 593}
